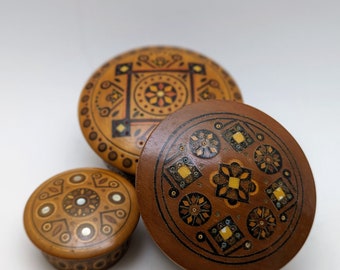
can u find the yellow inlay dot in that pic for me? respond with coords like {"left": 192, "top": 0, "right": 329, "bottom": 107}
{"left": 219, "top": 226, "right": 233, "bottom": 241}
{"left": 229, "top": 177, "right": 240, "bottom": 189}
{"left": 178, "top": 165, "right": 191, "bottom": 179}
{"left": 116, "top": 124, "right": 126, "bottom": 133}
{"left": 193, "top": 65, "right": 202, "bottom": 72}
{"left": 157, "top": 91, "right": 165, "bottom": 97}
{"left": 232, "top": 132, "right": 245, "bottom": 144}
{"left": 119, "top": 65, "right": 129, "bottom": 72}
{"left": 273, "top": 187, "right": 286, "bottom": 201}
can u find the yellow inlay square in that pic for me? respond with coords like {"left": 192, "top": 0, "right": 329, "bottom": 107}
{"left": 178, "top": 165, "right": 191, "bottom": 179}
{"left": 232, "top": 132, "right": 245, "bottom": 144}
{"left": 120, "top": 65, "right": 129, "bottom": 72}
{"left": 229, "top": 177, "right": 240, "bottom": 189}
{"left": 116, "top": 124, "right": 126, "bottom": 133}
{"left": 273, "top": 187, "right": 286, "bottom": 201}
{"left": 219, "top": 226, "right": 233, "bottom": 241}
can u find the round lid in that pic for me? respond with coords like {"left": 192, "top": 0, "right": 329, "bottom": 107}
{"left": 78, "top": 46, "right": 243, "bottom": 175}
{"left": 136, "top": 100, "right": 316, "bottom": 270}
{"left": 24, "top": 168, "right": 139, "bottom": 260}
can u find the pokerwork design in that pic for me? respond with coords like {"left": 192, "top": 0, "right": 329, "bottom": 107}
{"left": 43, "top": 241, "right": 129, "bottom": 270}
{"left": 79, "top": 46, "right": 242, "bottom": 174}
{"left": 147, "top": 110, "right": 310, "bottom": 266}
{"left": 26, "top": 169, "right": 134, "bottom": 249}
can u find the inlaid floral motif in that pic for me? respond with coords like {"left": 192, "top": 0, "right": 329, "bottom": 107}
{"left": 254, "top": 144, "right": 282, "bottom": 174}
{"left": 145, "top": 82, "right": 177, "bottom": 107}
{"left": 179, "top": 193, "right": 212, "bottom": 226}
{"left": 247, "top": 207, "right": 276, "bottom": 240}
{"left": 212, "top": 162, "right": 256, "bottom": 206}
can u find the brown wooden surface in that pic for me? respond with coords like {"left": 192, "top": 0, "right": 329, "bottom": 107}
{"left": 78, "top": 46, "right": 243, "bottom": 175}
{"left": 136, "top": 100, "right": 316, "bottom": 270}
{"left": 24, "top": 168, "right": 139, "bottom": 269}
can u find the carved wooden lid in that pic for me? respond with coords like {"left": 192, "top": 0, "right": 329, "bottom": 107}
{"left": 78, "top": 46, "right": 242, "bottom": 175}
{"left": 24, "top": 168, "right": 139, "bottom": 260}
{"left": 136, "top": 100, "right": 316, "bottom": 270}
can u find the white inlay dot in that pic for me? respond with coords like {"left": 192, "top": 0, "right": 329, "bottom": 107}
{"left": 82, "top": 227, "right": 92, "bottom": 237}
{"left": 41, "top": 206, "right": 51, "bottom": 215}
{"left": 112, "top": 194, "right": 122, "bottom": 202}
{"left": 76, "top": 197, "right": 87, "bottom": 206}
{"left": 73, "top": 175, "right": 83, "bottom": 181}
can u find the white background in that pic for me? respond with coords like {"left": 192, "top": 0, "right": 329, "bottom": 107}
{"left": 0, "top": 0, "right": 339, "bottom": 269}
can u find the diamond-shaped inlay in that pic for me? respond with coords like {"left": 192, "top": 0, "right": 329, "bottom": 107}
{"left": 167, "top": 157, "right": 202, "bottom": 189}
{"left": 115, "top": 63, "right": 132, "bottom": 75}
{"left": 112, "top": 119, "right": 130, "bottom": 137}
{"left": 116, "top": 124, "right": 126, "bottom": 133}
{"left": 266, "top": 178, "right": 294, "bottom": 210}
{"left": 209, "top": 216, "right": 244, "bottom": 252}
{"left": 189, "top": 63, "right": 206, "bottom": 74}
{"left": 223, "top": 123, "right": 254, "bottom": 152}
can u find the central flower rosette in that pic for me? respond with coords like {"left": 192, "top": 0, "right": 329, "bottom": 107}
{"left": 145, "top": 82, "right": 177, "bottom": 107}
{"left": 212, "top": 162, "right": 256, "bottom": 206}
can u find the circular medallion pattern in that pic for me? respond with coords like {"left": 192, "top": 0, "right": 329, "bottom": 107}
{"left": 78, "top": 46, "right": 243, "bottom": 174}
{"left": 179, "top": 193, "right": 212, "bottom": 226}
{"left": 189, "top": 129, "right": 220, "bottom": 158}
{"left": 23, "top": 168, "right": 140, "bottom": 266}
{"left": 136, "top": 100, "right": 316, "bottom": 270}
{"left": 247, "top": 207, "right": 276, "bottom": 240}
{"left": 63, "top": 188, "right": 100, "bottom": 217}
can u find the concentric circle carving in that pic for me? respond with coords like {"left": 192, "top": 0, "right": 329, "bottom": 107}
{"left": 77, "top": 223, "right": 96, "bottom": 241}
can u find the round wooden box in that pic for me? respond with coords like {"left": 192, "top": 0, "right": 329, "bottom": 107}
{"left": 78, "top": 46, "right": 243, "bottom": 175}
{"left": 136, "top": 100, "right": 316, "bottom": 270}
{"left": 23, "top": 168, "right": 139, "bottom": 270}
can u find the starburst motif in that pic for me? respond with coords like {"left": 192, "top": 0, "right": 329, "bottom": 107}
{"left": 190, "top": 129, "right": 220, "bottom": 158}
{"left": 247, "top": 207, "right": 276, "bottom": 240}
{"left": 254, "top": 145, "right": 282, "bottom": 174}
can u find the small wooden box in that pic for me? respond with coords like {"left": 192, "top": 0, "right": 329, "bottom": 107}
{"left": 136, "top": 100, "right": 316, "bottom": 270}
{"left": 24, "top": 168, "right": 139, "bottom": 270}
{"left": 78, "top": 46, "right": 243, "bottom": 175}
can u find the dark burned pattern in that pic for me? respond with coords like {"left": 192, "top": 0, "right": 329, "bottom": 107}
{"left": 155, "top": 113, "right": 304, "bottom": 265}
{"left": 43, "top": 241, "right": 129, "bottom": 270}
{"left": 78, "top": 46, "right": 242, "bottom": 174}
